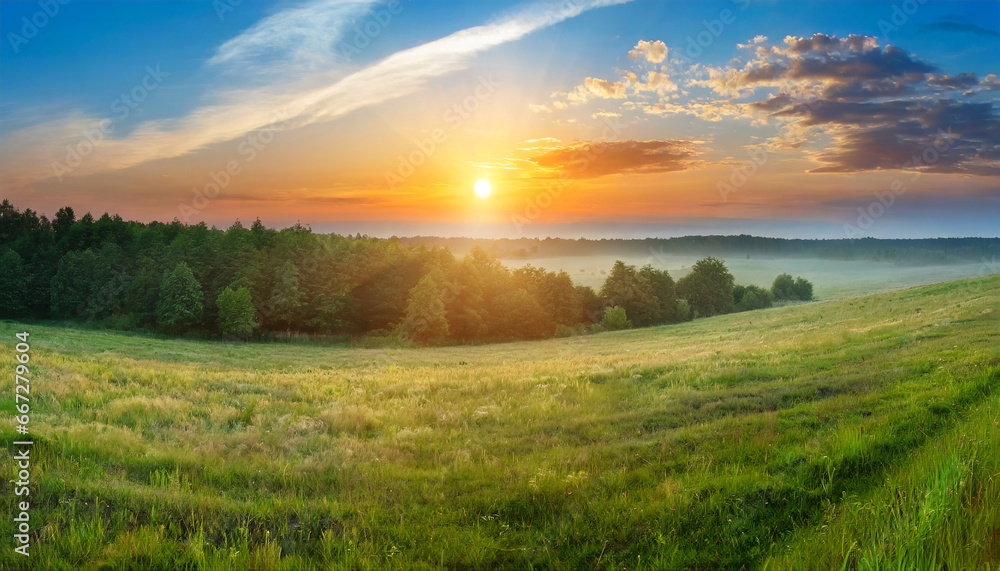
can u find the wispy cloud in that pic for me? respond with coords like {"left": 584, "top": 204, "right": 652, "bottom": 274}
{"left": 919, "top": 20, "right": 999, "bottom": 37}
{"left": 1, "top": 0, "right": 628, "bottom": 186}
{"left": 207, "top": 0, "right": 376, "bottom": 73}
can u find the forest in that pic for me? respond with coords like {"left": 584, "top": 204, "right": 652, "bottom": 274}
{"left": 0, "top": 201, "right": 814, "bottom": 343}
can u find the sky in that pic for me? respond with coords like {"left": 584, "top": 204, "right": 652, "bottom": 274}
{"left": 1, "top": 0, "right": 998, "bottom": 239}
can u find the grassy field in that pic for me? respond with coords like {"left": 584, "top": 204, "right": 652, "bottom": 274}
{"left": 1, "top": 275, "right": 998, "bottom": 569}
{"left": 500, "top": 254, "right": 992, "bottom": 299}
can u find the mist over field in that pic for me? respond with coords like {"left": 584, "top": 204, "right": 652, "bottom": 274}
{"left": 501, "top": 254, "right": 993, "bottom": 299}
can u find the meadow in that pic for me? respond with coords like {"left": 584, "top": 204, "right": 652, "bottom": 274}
{"left": 500, "top": 254, "right": 992, "bottom": 300}
{"left": 1, "top": 275, "right": 998, "bottom": 569}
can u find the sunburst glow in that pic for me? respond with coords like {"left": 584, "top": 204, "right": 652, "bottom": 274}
{"left": 474, "top": 179, "right": 492, "bottom": 199}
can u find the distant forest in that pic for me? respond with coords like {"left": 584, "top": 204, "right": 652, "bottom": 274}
{"left": 0, "top": 201, "right": 993, "bottom": 344}
{"left": 400, "top": 235, "right": 1000, "bottom": 264}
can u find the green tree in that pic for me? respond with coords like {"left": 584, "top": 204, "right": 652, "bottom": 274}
{"left": 675, "top": 299, "right": 693, "bottom": 321}
{"left": 601, "top": 305, "right": 632, "bottom": 331}
{"left": 49, "top": 244, "right": 123, "bottom": 319}
{"left": 771, "top": 273, "right": 796, "bottom": 301}
{"left": 600, "top": 261, "right": 658, "bottom": 327}
{"left": 639, "top": 264, "right": 677, "bottom": 324}
{"left": 266, "top": 261, "right": 304, "bottom": 329}
{"left": 676, "top": 257, "right": 735, "bottom": 317}
{"left": 491, "top": 287, "right": 552, "bottom": 340}
{"left": 399, "top": 270, "right": 450, "bottom": 344}
{"left": 217, "top": 286, "right": 259, "bottom": 339}
{"left": 442, "top": 258, "right": 486, "bottom": 342}
{"left": 734, "top": 284, "right": 774, "bottom": 312}
{"left": 156, "top": 262, "right": 204, "bottom": 332}
{"left": 575, "top": 285, "right": 604, "bottom": 324}
{"left": 0, "top": 250, "right": 26, "bottom": 318}
{"left": 792, "top": 277, "right": 814, "bottom": 301}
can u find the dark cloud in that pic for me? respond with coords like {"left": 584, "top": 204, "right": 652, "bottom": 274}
{"left": 773, "top": 99, "right": 1000, "bottom": 175}
{"left": 787, "top": 45, "right": 935, "bottom": 81}
{"left": 783, "top": 33, "right": 877, "bottom": 54}
{"left": 716, "top": 34, "right": 1000, "bottom": 176}
{"left": 749, "top": 94, "right": 795, "bottom": 112}
{"left": 707, "top": 36, "right": 937, "bottom": 102}
{"left": 529, "top": 140, "right": 697, "bottom": 179}
{"left": 772, "top": 99, "right": 922, "bottom": 126}
{"left": 919, "top": 21, "right": 999, "bottom": 37}
{"left": 927, "top": 73, "right": 979, "bottom": 91}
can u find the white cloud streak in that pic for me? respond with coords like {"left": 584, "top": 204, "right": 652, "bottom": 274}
{"left": 0, "top": 0, "right": 629, "bottom": 186}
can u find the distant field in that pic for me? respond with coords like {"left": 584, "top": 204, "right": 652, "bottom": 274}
{"left": 500, "top": 254, "right": 993, "bottom": 299}
{"left": 1, "top": 276, "right": 998, "bottom": 569}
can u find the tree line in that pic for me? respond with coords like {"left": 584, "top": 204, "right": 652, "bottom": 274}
{"left": 402, "top": 235, "right": 1000, "bottom": 265}
{"left": 0, "top": 201, "right": 811, "bottom": 344}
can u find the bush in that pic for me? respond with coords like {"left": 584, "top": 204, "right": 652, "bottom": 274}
{"left": 734, "top": 284, "right": 774, "bottom": 311}
{"left": 793, "top": 277, "right": 814, "bottom": 301}
{"left": 771, "top": 273, "right": 796, "bottom": 300}
{"left": 772, "top": 274, "right": 814, "bottom": 301}
{"left": 602, "top": 306, "right": 632, "bottom": 331}
{"left": 675, "top": 299, "right": 693, "bottom": 322}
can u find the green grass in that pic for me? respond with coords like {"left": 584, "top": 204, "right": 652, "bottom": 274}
{"left": 1, "top": 275, "right": 998, "bottom": 569}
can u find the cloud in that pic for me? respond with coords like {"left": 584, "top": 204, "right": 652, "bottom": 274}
{"left": 628, "top": 40, "right": 668, "bottom": 64}
{"left": 737, "top": 35, "right": 768, "bottom": 49}
{"left": 772, "top": 99, "right": 1000, "bottom": 175}
{"left": 635, "top": 71, "right": 677, "bottom": 94}
{"left": 1, "top": 0, "right": 630, "bottom": 186}
{"left": 542, "top": 33, "right": 999, "bottom": 179}
{"left": 208, "top": 0, "right": 375, "bottom": 74}
{"left": 919, "top": 20, "right": 999, "bottom": 37}
{"left": 567, "top": 77, "right": 631, "bottom": 102}
{"left": 927, "top": 73, "right": 979, "bottom": 91}
{"left": 682, "top": 34, "right": 999, "bottom": 176}
{"left": 694, "top": 35, "right": 935, "bottom": 100}
{"left": 527, "top": 139, "right": 699, "bottom": 178}
{"left": 978, "top": 74, "right": 1000, "bottom": 92}
{"left": 557, "top": 68, "right": 676, "bottom": 106}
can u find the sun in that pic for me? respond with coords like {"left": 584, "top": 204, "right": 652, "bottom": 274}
{"left": 474, "top": 179, "right": 492, "bottom": 199}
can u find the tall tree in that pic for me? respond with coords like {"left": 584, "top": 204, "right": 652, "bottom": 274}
{"left": 599, "top": 261, "right": 658, "bottom": 327}
{"left": 399, "top": 270, "right": 450, "bottom": 344}
{"left": 156, "top": 262, "right": 204, "bottom": 332}
{"left": 491, "top": 288, "right": 552, "bottom": 340}
{"left": 676, "top": 257, "right": 735, "bottom": 317}
{"left": 771, "top": 273, "right": 796, "bottom": 301}
{"left": 0, "top": 250, "right": 26, "bottom": 318}
{"left": 639, "top": 264, "right": 677, "bottom": 324}
{"left": 266, "top": 261, "right": 304, "bottom": 330}
{"left": 217, "top": 286, "right": 259, "bottom": 339}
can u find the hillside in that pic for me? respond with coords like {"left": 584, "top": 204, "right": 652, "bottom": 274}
{"left": 2, "top": 275, "right": 998, "bottom": 569}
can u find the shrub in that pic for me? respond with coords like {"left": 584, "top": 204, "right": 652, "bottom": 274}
{"left": 602, "top": 305, "right": 632, "bottom": 331}
{"left": 675, "top": 299, "right": 693, "bottom": 321}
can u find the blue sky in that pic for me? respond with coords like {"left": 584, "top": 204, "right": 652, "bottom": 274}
{"left": 1, "top": 0, "right": 998, "bottom": 238}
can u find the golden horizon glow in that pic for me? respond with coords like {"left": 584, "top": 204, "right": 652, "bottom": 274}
{"left": 474, "top": 179, "right": 492, "bottom": 199}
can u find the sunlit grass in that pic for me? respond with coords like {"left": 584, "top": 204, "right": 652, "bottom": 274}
{"left": 1, "top": 275, "right": 997, "bottom": 569}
